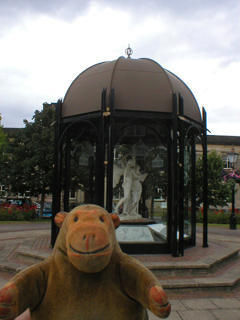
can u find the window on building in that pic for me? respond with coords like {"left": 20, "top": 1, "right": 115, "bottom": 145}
{"left": 222, "top": 155, "right": 231, "bottom": 169}
{"left": 69, "top": 191, "right": 76, "bottom": 199}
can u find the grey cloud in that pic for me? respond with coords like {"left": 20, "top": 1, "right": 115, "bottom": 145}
{"left": 1, "top": 0, "right": 239, "bottom": 21}
{"left": 0, "top": 0, "right": 91, "bottom": 36}
{"left": 1, "top": 0, "right": 239, "bottom": 64}
{"left": 1, "top": 0, "right": 90, "bottom": 19}
{"left": 99, "top": 0, "right": 239, "bottom": 18}
{"left": 135, "top": 2, "right": 239, "bottom": 66}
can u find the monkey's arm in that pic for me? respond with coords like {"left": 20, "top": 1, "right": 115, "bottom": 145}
{"left": 119, "top": 254, "right": 171, "bottom": 319}
{"left": 0, "top": 259, "right": 50, "bottom": 320}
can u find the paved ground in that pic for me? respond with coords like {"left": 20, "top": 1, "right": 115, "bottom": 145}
{"left": 0, "top": 222, "right": 240, "bottom": 319}
{"left": 149, "top": 225, "right": 240, "bottom": 319}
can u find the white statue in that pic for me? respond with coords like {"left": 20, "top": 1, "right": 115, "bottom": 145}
{"left": 114, "top": 158, "right": 135, "bottom": 215}
{"left": 129, "top": 165, "right": 148, "bottom": 216}
{"left": 113, "top": 157, "right": 148, "bottom": 220}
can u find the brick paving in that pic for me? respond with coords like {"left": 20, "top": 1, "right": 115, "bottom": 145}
{"left": 1, "top": 223, "right": 240, "bottom": 319}
{"left": 133, "top": 239, "right": 224, "bottom": 262}
{"left": 31, "top": 236, "right": 51, "bottom": 251}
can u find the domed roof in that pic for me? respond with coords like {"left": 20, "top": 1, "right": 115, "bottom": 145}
{"left": 62, "top": 57, "right": 202, "bottom": 123}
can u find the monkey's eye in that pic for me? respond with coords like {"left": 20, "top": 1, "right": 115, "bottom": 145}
{"left": 74, "top": 217, "right": 78, "bottom": 222}
{"left": 99, "top": 216, "right": 104, "bottom": 223}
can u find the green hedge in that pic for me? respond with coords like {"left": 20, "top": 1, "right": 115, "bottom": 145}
{"left": 154, "top": 210, "right": 240, "bottom": 225}
{"left": 196, "top": 210, "right": 240, "bottom": 224}
{"left": 0, "top": 206, "right": 36, "bottom": 221}
{"left": 0, "top": 206, "right": 239, "bottom": 224}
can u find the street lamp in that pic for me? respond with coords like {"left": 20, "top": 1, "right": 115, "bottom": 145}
{"left": 227, "top": 146, "right": 239, "bottom": 230}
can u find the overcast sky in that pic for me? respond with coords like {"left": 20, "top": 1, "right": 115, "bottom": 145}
{"left": 0, "top": 0, "right": 239, "bottom": 136}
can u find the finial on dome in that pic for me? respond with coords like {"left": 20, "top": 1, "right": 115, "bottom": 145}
{"left": 125, "top": 44, "right": 133, "bottom": 58}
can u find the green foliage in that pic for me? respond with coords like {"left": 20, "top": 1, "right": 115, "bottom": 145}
{"left": 0, "top": 118, "right": 7, "bottom": 151}
{"left": 196, "top": 149, "right": 232, "bottom": 208}
{"left": 0, "top": 115, "right": 7, "bottom": 151}
{"left": 0, "top": 104, "right": 55, "bottom": 216}
{"left": 196, "top": 209, "right": 240, "bottom": 224}
{"left": 0, "top": 116, "right": 8, "bottom": 196}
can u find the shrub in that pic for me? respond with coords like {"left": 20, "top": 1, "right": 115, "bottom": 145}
{"left": 196, "top": 209, "right": 240, "bottom": 224}
{"left": 0, "top": 205, "right": 35, "bottom": 221}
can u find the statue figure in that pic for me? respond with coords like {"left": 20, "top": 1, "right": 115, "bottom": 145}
{"left": 113, "top": 157, "right": 148, "bottom": 220}
{"left": 129, "top": 165, "right": 148, "bottom": 216}
{"left": 114, "top": 158, "right": 136, "bottom": 215}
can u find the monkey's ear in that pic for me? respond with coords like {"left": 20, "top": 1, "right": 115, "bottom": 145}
{"left": 55, "top": 212, "right": 68, "bottom": 228}
{"left": 110, "top": 214, "right": 120, "bottom": 229}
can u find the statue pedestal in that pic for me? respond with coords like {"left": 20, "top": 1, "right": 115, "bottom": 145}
{"left": 119, "top": 217, "right": 156, "bottom": 225}
{"left": 119, "top": 212, "right": 142, "bottom": 221}
{"left": 116, "top": 218, "right": 159, "bottom": 245}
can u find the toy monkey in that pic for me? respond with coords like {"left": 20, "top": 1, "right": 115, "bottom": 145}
{"left": 0, "top": 205, "right": 170, "bottom": 319}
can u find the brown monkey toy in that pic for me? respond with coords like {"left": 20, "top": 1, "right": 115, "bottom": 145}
{"left": 0, "top": 205, "right": 171, "bottom": 319}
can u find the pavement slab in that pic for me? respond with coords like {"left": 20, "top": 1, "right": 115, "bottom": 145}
{"left": 170, "top": 300, "right": 187, "bottom": 311}
{"left": 210, "top": 297, "right": 240, "bottom": 309}
{"left": 211, "top": 309, "right": 240, "bottom": 320}
{"left": 148, "top": 310, "right": 183, "bottom": 320}
{"left": 177, "top": 310, "right": 217, "bottom": 320}
{"left": 180, "top": 298, "right": 218, "bottom": 310}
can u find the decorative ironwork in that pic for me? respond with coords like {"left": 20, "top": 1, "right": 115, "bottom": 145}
{"left": 79, "top": 141, "right": 94, "bottom": 166}
{"left": 152, "top": 155, "right": 163, "bottom": 168}
{"left": 184, "top": 141, "right": 191, "bottom": 186}
{"left": 125, "top": 44, "right": 133, "bottom": 58}
{"left": 79, "top": 156, "right": 89, "bottom": 166}
{"left": 132, "top": 139, "right": 149, "bottom": 157}
{"left": 103, "top": 107, "right": 111, "bottom": 117}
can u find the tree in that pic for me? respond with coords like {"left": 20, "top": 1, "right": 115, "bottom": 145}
{"left": 0, "top": 104, "right": 55, "bottom": 218}
{"left": 196, "top": 149, "right": 232, "bottom": 208}
{"left": 0, "top": 115, "right": 8, "bottom": 196}
{"left": 0, "top": 115, "right": 7, "bottom": 150}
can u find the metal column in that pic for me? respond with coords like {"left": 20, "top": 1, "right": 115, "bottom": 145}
{"left": 202, "top": 107, "right": 208, "bottom": 248}
{"left": 172, "top": 93, "right": 179, "bottom": 257}
{"left": 178, "top": 94, "right": 184, "bottom": 256}
{"left": 106, "top": 89, "right": 115, "bottom": 213}
{"left": 51, "top": 99, "right": 62, "bottom": 246}
{"left": 99, "top": 88, "right": 107, "bottom": 208}
{"left": 63, "top": 134, "right": 71, "bottom": 212}
{"left": 191, "top": 133, "right": 196, "bottom": 246}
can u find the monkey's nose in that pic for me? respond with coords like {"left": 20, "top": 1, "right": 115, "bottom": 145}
{"left": 83, "top": 234, "right": 95, "bottom": 250}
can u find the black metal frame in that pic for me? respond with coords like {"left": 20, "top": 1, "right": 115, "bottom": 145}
{"left": 51, "top": 89, "right": 208, "bottom": 257}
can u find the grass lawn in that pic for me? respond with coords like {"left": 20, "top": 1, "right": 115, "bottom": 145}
{"left": 197, "top": 223, "right": 239, "bottom": 228}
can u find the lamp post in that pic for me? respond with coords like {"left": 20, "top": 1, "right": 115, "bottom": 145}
{"left": 227, "top": 146, "right": 239, "bottom": 230}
